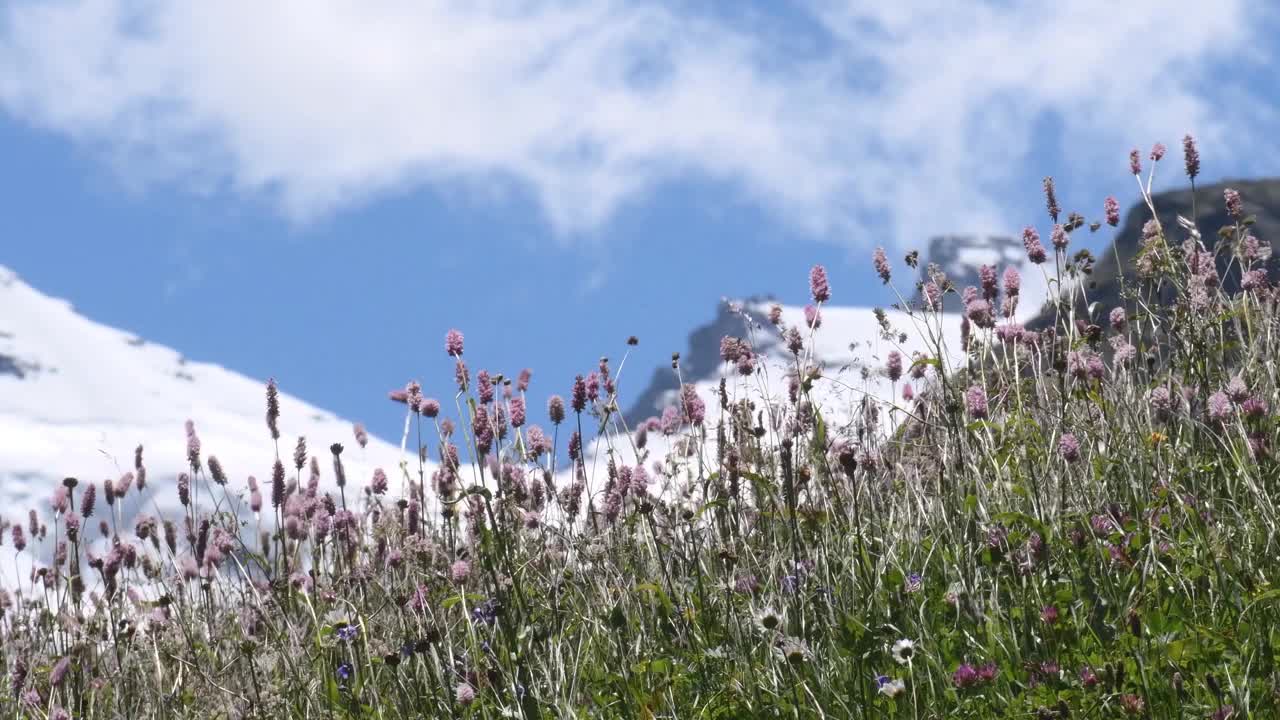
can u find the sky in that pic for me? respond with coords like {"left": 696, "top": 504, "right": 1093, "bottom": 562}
{"left": 1, "top": 0, "right": 1278, "bottom": 445}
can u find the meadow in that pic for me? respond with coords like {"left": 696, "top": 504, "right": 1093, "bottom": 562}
{"left": 2, "top": 138, "right": 1276, "bottom": 719}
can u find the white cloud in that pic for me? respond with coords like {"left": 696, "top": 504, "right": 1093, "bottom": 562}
{"left": 0, "top": 0, "right": 1274, "bottom": 245}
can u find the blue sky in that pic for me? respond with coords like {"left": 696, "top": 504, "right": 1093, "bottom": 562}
{"left": 1, "top": 1, "right": 1277, "bottom": 444}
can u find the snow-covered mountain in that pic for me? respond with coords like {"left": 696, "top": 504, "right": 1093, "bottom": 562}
{"left": 625, "top": 235, "right": 1049, "bottom": 432}
{"left": 0, "top": 264, "right": 409, "bottom": 579}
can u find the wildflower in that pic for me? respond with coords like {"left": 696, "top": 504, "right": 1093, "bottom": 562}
{"left": 1207, "top": 391, "right": 1233, "bottom": 423}
{"left": 1043, "top": 177, "right": 1060, "bottom": 222}
{"left": 1120, "top": 694, "right": 1144, "bottom": 715}
{"left": 1058, "top": 433, "right": 1080, "bottom": 463}
{"left": 1224, "top": 188, "right": 1244, "bottom": 219}
{"left": 1104, "top": 195, "right": 1121, "bottom": 226}
{"left": 804, "top": 304, "right": 822, "bottom": 329}
{"left": 902, "top": 383, "right": 914, "bottom": 401}
{"left": 1129, "top": 148, "right": 1141, "bottom": 175}
{"left": 50, "top": 657, "right": 71, "bottom": 687}
{"left": 886, "top": 351, "right": 903, "bottom": 382}
{"left": 509, "top": 396, "right": 526, "bottom": 428}
{"left": 1002, "top": 266, "right": 1021, "bottom": 297}
{"left": 1050, "top": 223, "right": 1068, "bottom": 250}
{"left": 1079, "top": 666, "right": 1100, "bottom": 688}
{"left": 904, "top": 572, "right": 923, "bottom": 593}
{"left": 266, "top": 378, "right": 281, "bottom": 440}
{"left": 809, "top": 264, "right": 830, "bottom": 303}
{"left": 1242, "top": 396, "right": 1269, "bottom": 418}
{"left": 451, "top": 559, "right": 471, "bottom": 583}
{"left": 765, "top": 304, "right": 782, "bottom": 326}
{"left": 1041, "top": 605, "right": 1060, "bottom": 625}
{"left": 890, "top": 639, "right": 916, "bottom": 665}
{"left": 82, "top": 482, "right": 97, "bottom": 518}
{"left": 953, "top": 664, "right": 979, "bottom": 688}
{"left": 455, "top": 682, "right": 476, "bottom": 705}
{"left": 877, "top": 675, "right": 906, "bottom": 698}
{"left": 1182, "top": 134, "right": 1200, "bottom": 179}
{"left": 754, "top": 607, "right": 784, "bottom": 633}
{"left": 353, "top": 423, "right": 368, "bottom": 449}
{"left": 965, "top": 385, "right": 988, "bottom": 420}
{"left": 185, "top": 419, "right": 201, "bottom": 470}
{"left": 1022, "top": 226, "right": 1047, "bottom": 264}
{"left": 923, "top": 281, "right": 942, "bottom": 310}
{"left": 1148, "top": 386, "right": 1174, "bottom": 419}
{"left": 370, "top": 468, "right": 388, "bottom": 495}
{"left": 1212, "top": 706, "right": 1237, "bottom": 720}
{"left": 977, "top": 663, "right": 998, "bottom": 682}
{"left": 1241, "top": 269, "right": 1267, "bottom": 291}
{"left": 11, "top": 526, "right": 24, "bottom": 552}
{"left": 547, "top": 396, "right": 566, "bottom": 425}
{"left": 873, "top": 247, "right": 891, "bottom": 283}
{"left": 1109, "top": 307, "right": 1127, "bottom": 332}
{"left": 774, "top": 636, "right": 811, "bottom": 665}
{"left": 681, "top": 384, "right": 706, "bottom": 425}
{"left": 966, "top": 298, "right": 993, "bottom": 328}
{"left": 422, "top": 394, "right": 442, "bottom": 417}
{"left": 445, "top": 329, "right": 464, "bottom": 357}
{"left": 336, "top": 663, "right": 352, "bottom": 682}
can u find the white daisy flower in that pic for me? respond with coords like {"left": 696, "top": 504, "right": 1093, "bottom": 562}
{"left": 754, "top": 606, "right": 784, "bottom": 634}
{"left": 891, "top": 638, "right": 917, "bottom": 665}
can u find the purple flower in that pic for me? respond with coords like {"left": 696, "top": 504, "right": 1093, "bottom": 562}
{"left": 886, "top": 351, "right": 903, "bottom": 382}
{"left": 1043, "top": 176, "right": 1060, "bottom": 222}
{"left": 809, "top": 264, "right": 831, "bottom": 303}
{"left": 1050, "top": 223, "right": 1068, "bottom": 250}
{"left": 1058, "top": 433, "right": 1080, "bottom": 463}
{"left": 965, "top": 299, "right": 993, "bottom": 328}
{"left": 445, "top": 328, "right": 464, "bottom": 357}
{"left": 1242, "top": 269, "right": 1268, "bottom": 291}
{"left": 1183, "top": 134, "right": 1200, "bottom": 180}
{"left": 455, "top": 682, "right": 477, "bottom": 706}
{"left": 370, "top": 468, "right": 388, "bottom": 495}
{"left": 1207, "top": 391, "right": 1233, "bottom": 423}
{"left": 681, "top": 384, "right": 706, "bottom": 426}
{"left": 1225, "top": 375, "right": 1249, "bottom": 403}
{"left": 953, "top": 664, "right": 979, "bottom": 688}
{"left": 571, "top": 376, "right": 587, "bottom": 413}
{"left": 1129, "top": 148, "right": 1141, "bottom": 175}
{"left": 547, "top": 395, "right": 566, "bottom": 425}
{"left": 49, "top": 656, "right": 71, "bottom": 687}
{"left": 336, "top": 662, "right": 352, "bottom": 681}
{"left": 1022, "top": 226, "right": 1047, "bottom": 264}
{"left": 1242, "top": 396, "right": 1269, "bottom": 418}
{"left": 923, "top": 281, "right": 942, "bottom": 310}
{"left": 11, "top": 526, "right": 25, "bottom": 552}
{"left": 1041, "top": 605, "right": 1060, "bottom": 625}
{"left": 965, "top": 385, "right": 988, "bottom": 420}
{"left": 873, "top": 247, "right": 891, "bottom": 284}
{"left": 336, "top": 624, "right": 359, "bottom": 643}
{"left": 979, "top": 264, "right": 998, "bottom": 300}
{"left": 185, "top": 419, "right": 201, "bottom": 471}
{"left": 1109, "top": 307, "right": 1127, "bottom": 332}
{"left": 507, "top": 396, "right": 527, "bottom": 428}
{"left": 1150, "top": 142, "right": 1166, "bottom": 161}
{"left": 419, "top": 398, "right": 439, "bottom": 418}
{"left": 1224, "top": 188, "right": 1244, "bottom": 219}
{"left": 804, "top": 304, "right": 822, "bottom": 329}
{"left": 266, "top": 378, "right": 281, "bottom": 441}
{"left": 1104, "top": 195, "right": 1120, "bottom": 226}
{"left": 1002, "top": 266, "right": 1021, "bottom": 297}
{"left": 81, "top": 482, "right": 97, "bottom": 518}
